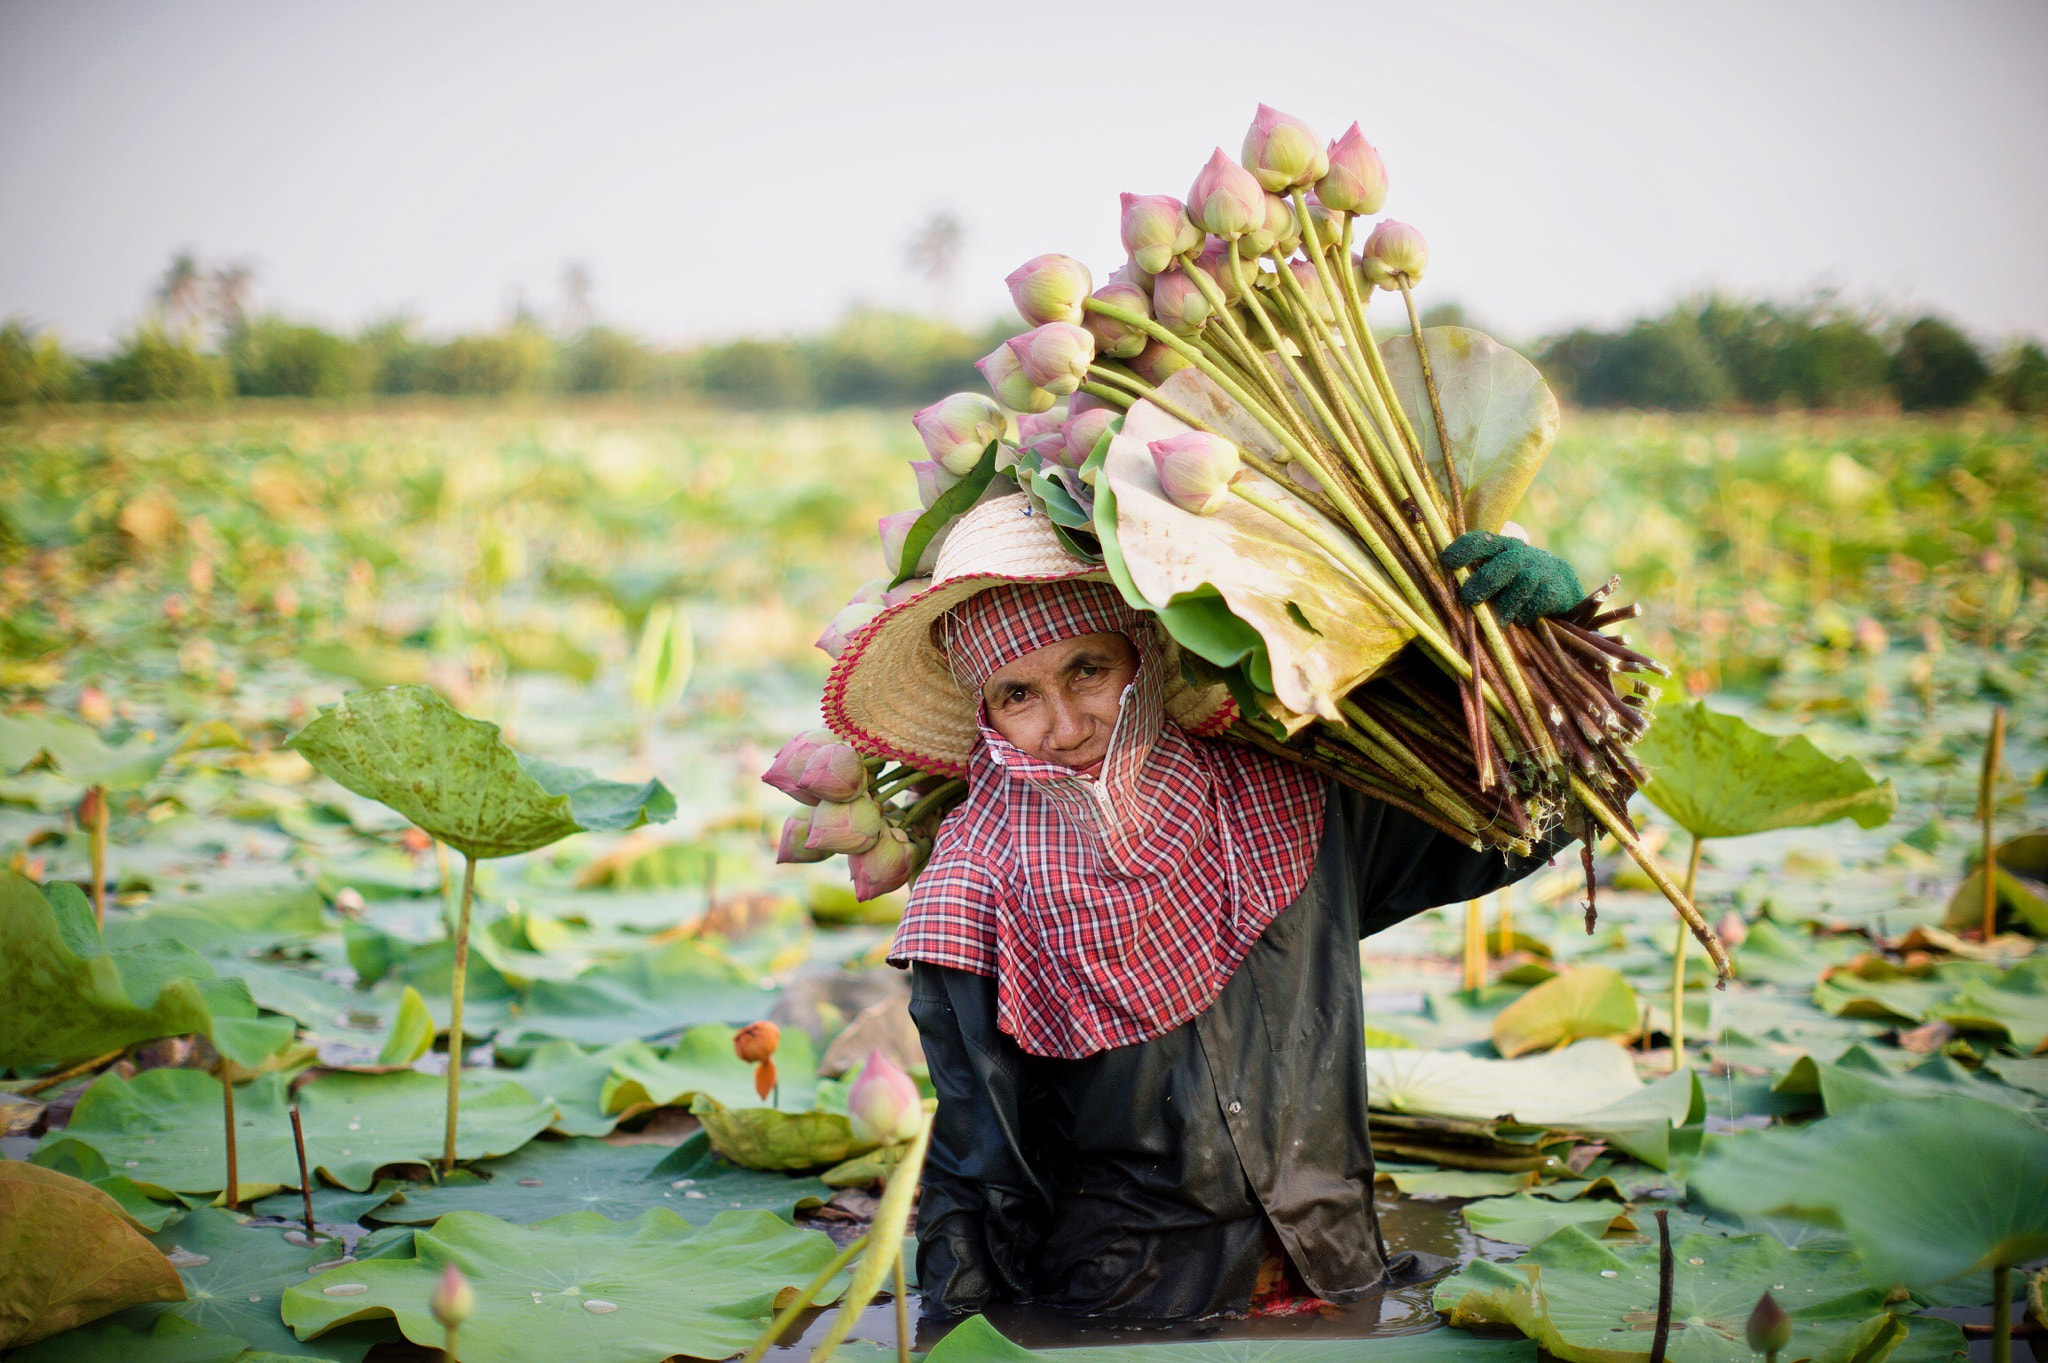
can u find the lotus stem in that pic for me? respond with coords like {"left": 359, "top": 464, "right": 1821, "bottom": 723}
{"left": 1993, "top": 1263, "right": 2011, "bottom": 1363}
{"left": 1571, "top": 775, "right": 1730, "bottom": 981}
{"left": 808, "top": 1113, "right": 933, "bottom": 1363}
{"left": 1462, "top": 898, "right": 1485, "bottom": 991}
{"left": 292, "top": 1104, "right": 317, "bottom": 1239}
{"left": 1649, "top": 1209, "right": 1673, "bottom": 1363}
{"left": 1397, "top": 279, "right": 1464, "bottom": 534}
{"left": 1496, "top": 887, "right": 1513, "bottom": 956}
{"left": 220, "top": 1060, "right": 239, "bottom": 1207}
{"left": 1083, "top": 365, "right": 1214, "bottom": 436}
{"left": 1077, "top": 380, "right": 1133, "bottom": 410}
{"left": 18, "top": 1045, "right": 125, "bottom": 1096}
{"left": 893, "top": 1252, "right": 911, "bottom": 1363}
{"left": 87, "top": 784, "right": 108, "bottom": 927}
{"left": 1981, "top": 705, "right": 2005, "bottom": 940}
{"left": 898, "top": 779, "right": 966, "bottom": 831}
{"left": 442, "top": 850, "right": 477, "bottom": 1175}
{"left": 1671, "top": 833, "right": 1704, "bottom": 1072}
{"left": 739, "top": 1232, "right": 869, "bottom": 1363}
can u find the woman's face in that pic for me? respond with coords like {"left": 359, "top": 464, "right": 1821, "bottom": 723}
{"left": 980, "top": 631, "right": 1139, "bottom": 777}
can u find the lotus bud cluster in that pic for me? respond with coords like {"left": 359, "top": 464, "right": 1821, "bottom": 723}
{"left": 846, "top": 1049, "right": 923, "bottom": 1145}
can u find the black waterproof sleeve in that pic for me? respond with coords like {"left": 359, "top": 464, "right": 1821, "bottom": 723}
{"left": 1339, "top": 783, "right": 1576, "bottom": 937}
{"left": 906, "top": 963, "right": 1050, "bottom": 1319}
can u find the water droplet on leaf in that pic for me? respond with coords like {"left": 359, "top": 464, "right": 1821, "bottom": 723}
{"left": 584, "top": 1299, "right": 619, "bottom": 1314}
{"left": 323, "top": 1283, "right": 369, "bottom": 1297}
{"left": 166, "top": 1249, "right": 211, "bottom": 1268}
{"left": 1599, "top": 1270, "right": 1619, "bottom": 1278}
{"left": 518, "top": 1178, "right": 544, "bottom": 1187}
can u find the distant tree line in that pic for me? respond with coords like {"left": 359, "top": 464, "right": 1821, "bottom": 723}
{"left": 1535, "top": 296, "right": 2047, "bottom": 414}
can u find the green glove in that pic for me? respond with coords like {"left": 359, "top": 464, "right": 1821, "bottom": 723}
{"left": 1440, "top": 531, "right": 1585, "bottom": 626}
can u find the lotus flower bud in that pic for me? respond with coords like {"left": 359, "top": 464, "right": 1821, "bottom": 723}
{"left": 878, "top": 509, "right": 941, "bottom": 578}
{"left": 1006, "top": 323, "right": 1093, "bottom": 397}
{"left": 1005, "top": 254, "right": 1093, "bottom": 327}
{"left": 1193, "top": 238, "right": 1245, "bottom": 304}
{"left": 1746, "top": 1292, "right": 1791, "bottom": 1357}
{"left": 1083, "top": 282, "right": 1151, "bottom": 359}
{"left": 1128, "top": 339, "right": 1192, "bottom": 385}
{"left": 1301, "top": 191, "right": 1344, "bottom": 245}
{"left": 1287, "top": 259, "right": 1335, "bottom": 323}
{"left": 911, "top": 459, "right": 962, "bottom": 509}
{"left": 847, "top": 577, "right": 890, "bottom": 606}
{"left": 881, "top": 577, "right": 928, "bottom": 608}
{"left": 846, "top": 1048, "right": 923, "bottom": 1144}
{"left": 816, "top": 600, "right": 883, "bottom": 659}
{"left": 1317, "top": 123, "right": 1388, "bottom": 216}
{"left": 1063, "top": 407, "right": 1118, "bottom": 469}
{"left": 1120, "top": 193, "right": 1202, "bottom": 275}
{"left": 849, "top": 826, "right": 925, "bottom": 900}
{"left": 977, "top": 343, "right": 1056, "bottom": 415}
{"left": 77, "top": 685, "right": 113, "bottom": 727}
{"left": 1110, "top": 258, "right": 1156, "bottom": 293}
{"left": 1015, "top": 410, "right": 1065, "bottom": 447}
{"left": 1361, "top": 220, "right": 1428, "bottom": 290}
{"left": 776, "top": 810, "right": 833, "bottom": 863}
{"left": 1266, "top": 193, "right": 1301, "bottom": 256}
{"left": 763, "top": 728, "right": 838, "bottom": 803}
{"left": 805, "top": 794, "right": 886, "bottom": 854}
{"left": 431, "top": 1264, "right": 474, "bottom": 1330}
{"left": 1186, "top": 149, "right": 1265, "bottom": 237}
{"left": 794, "top": 741, "right": 866, "bottom": 804}
{"left": 1149, "top": 432, "right": 1242, "bottom": 515}
{"left": 1152, "top": 269, "right": 1212, "bottom": 335}
{"left": 1242, "top": 104, "right": 1328, "bottom": 193}
{"left": 912, "top": 392, "right": 1006, "bottom": 476}
{"left": 1069, "top": 390, "right": 1113, "bottom": 417}
{"left": 733, "top": 1020, "right": 780, "bottom": 1063}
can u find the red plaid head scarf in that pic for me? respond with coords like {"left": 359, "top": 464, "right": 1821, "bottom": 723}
{"left": 891, "top": 579, "right": 1328, "bottom": 1059}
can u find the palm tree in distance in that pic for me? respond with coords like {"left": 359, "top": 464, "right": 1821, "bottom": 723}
{"left": 905, "top": 212, "right": 964, "bottom": 322}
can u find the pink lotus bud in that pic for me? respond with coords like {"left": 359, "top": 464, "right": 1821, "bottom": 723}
{"left": 1063, "top": 407, "right": 1118, "bottom": 468}
{"left": 804, "top": 794, "right": 886, "bottom": 854}
{"left": 1110, "top": 258, "right": 1156, "bottom": 293}
{"left": 911, "top": 459, "right": 962, "bottom": 509}
{"left": 431, "top": 1264, "right": 475, "bottom": 1330}
{"left": 1287, "top": 259, "right": 1335, "bottom": 323}
{"left": 977, "top": 343, "right": 1057, "bottom": 415}
{"left": 879, "top": 509, "right": 947, "bottom": 579}
{"left": 1192, "top": 238, "right": 1245, "bottom": 304}
{"left": 1152, "top": 268, "right": 1212, "bottom": 335}
{"left": 1242, "top": 104, "right": 1328, "bottom": 193}
{"left": 1301, "top": 191, "right": 1344, "bottom": 244}
{"left": 1265, "top": 193, "right": 1301, "bottom": 256}
{"left": 1148, "top": 432, "right": 1242, "bottom": 515}
{"left": 1360, "top": 220, "right": 1428, "bottom": 290}
{"left": 763, "top": 728, "right": 838, "bottom": 802}
{"left": 1082, "top": 282, "right": 1151, "bottom": 359}
{"left": 77, "top": 686, "right": 113, "bottom": 727}
{"left": 846, "top": 1048, "right": 923, "bottom": 1144}
{"left": 847, "top": 576, "right": 891, "bottom": 606}
{"left": 1006, "top": 253, "right": 1093, "bottom": 327}
{"left": 882, "top": 577, "right": 928, "bottom": 608}
{"left": 1015, "top": 410, "right": 1066, "bottom": 447}
{"left": 912, "top": 392, "right": 1006, "bottom": 476}
{"left": 1185, "top": 149, "right": 1265, "bottom": 237}
{"left": 1006, "top": 323, "right": 1093, "bottom": 397}
{"left": 848, "top": 827, "right": 925, "bottom": 900}
{"left": 1119, "top": 193, "right": 1202, "bottom": 275}
{"left": 815, "top": 601, "right": 882, "bottom": 660}
{"left": 795, "top": 741, "right": 867, "bottom": 804}
{"left": 776, "top": 809, "right": 833, "bottom": 863}
{"left": 1069, "top": 389, "right": 1113, "bottom": 417}
{"left": 1128, "top": 339, "right": 1192, "bottom": 385}
{"left": 1317, "top": 123, "right": 1387, "bottom": 215}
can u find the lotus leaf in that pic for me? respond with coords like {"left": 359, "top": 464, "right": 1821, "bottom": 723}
{"left": 601, "top": 1023, "right": 819, "bottom": 1119}
{"left": 689, "top": 1094, "right": 876, "bottom": 1171}
{"left": 508, "top": 1040, "right": 635, "bottom": 1136}
{"left": 0, "top": 1162, "right": 185, "bottom": 1349}
{"left": 496, "top": 940, "right": 773, "bottom": 1049}
{"left": 41, "top": 1067, "right": 553, "bottom": 1195}
{"left": 369, "top": 1133, "right": 825, "bottom": 1226}
{"left": 1689, "top": 1098, "right": 2048, "bottom": 1289}
{"left": 7, "top": 1312, "right": 248, "bottom": 1363}
{"left": 1377, "top": 326, "right": 1560, "bottom": 535}
{"left": 1101, "top": 380, "right": 1413, "bottom": 723}
{"left": 0, "top": 713, "right": 243, "bottom": 792}
{"left": 372, "top": 984, "right": 433, "bottom": 1065}
{"left": 1635, "top": 702, "right": 1896, "bottom": 840}
{"left": 1491, "top": 967, "right": 1641, "bottom": 1057}
{"left": 282, "top": 1207, "right": 843, "bottom": 1363}
{"left": 101, "top": 886, "right": 329, "bottom": 958}
{"left": 1434, "top": 1224, "right": 1950, "bottom": 1363}
{"left": 922, "top": 1310, "right": 1538, "bottom": 1363}
{"left": 1461, "top": 1190, "right": 1635, "bottom": 1247}
{"left": 1367, "top": 1039, "right": 1644, "bottom": 1125}
{"left": 285, "top": 685, "right": 674, "bottom": 860}
{"left": 1374, "top": 1165, "right": 1536, "bottom": 1199}
{"left": 1928, "top": 957, "right": 2048, "bottom": 1052}
{"left": 1942, "top": 834, "right": 2048, "bottom": 936}
{"left": 1772, "top": 1044, "right": 2038, "bottom": 1113}
{"left": 25, "top": 1142, "right": 187, "bottom": 1231}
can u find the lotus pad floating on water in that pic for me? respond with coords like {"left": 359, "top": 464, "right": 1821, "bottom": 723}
{"left": 922, "top": 1311, "right": 1539, "bottom": 1363}
{"left": 689, "top": 1094, "right": 877, "bottom": 1171}
{"left": 0, "top": 1161, "right": 184, "bottom": 1351}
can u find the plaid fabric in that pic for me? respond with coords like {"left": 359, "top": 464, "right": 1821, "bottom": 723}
{"left": 942, "top": 580, "right": 1139, "bottom": 694}
{"left": 891, "top": 582, "right": 1327, "bottom": 1059}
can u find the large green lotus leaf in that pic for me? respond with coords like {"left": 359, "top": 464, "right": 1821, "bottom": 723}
{"left": 1942, "top": 865, "right": 2048, "bottom": 937}
{"left": 1367, "top": 1039, "right": 1644, "bottom": 1125}
{"left": 27, "top": 1141, "right": 191, "bottom": 1232}
{"left": 1690, "top": 1098, "right": 2048, "bottom": 1289}
{"left": 508, "top": 1040, "right": 635, "bottom": 1136}
{"left": 602, "top": 1023, "right": 819, "bottom": 1119}
{"left": 496, "top": 943, "right": 775, "bottom": 1050}
{"left": 1103, "top": 375, "right": 1413, "bottom": 724}
{"left": 1635, "top": 702, "right": 1896, "bottom": 840}
{"left": 1434, "top": 1225, "right": 1941, "bottom": 1363}
{"left": 0, "top": 1162, "right": 185, "bottom": 1349}
{"left": 7, "top": 1312, "right": 248, "bottom": 1363}
{"left": 1375, "top": 1164, "right": 1535, "bottom": 1199}
{"left": 1461, "top": 1190, "right": 1635, "bottom": 1247}
{"left": 370, "top": 1132, "right": 827, "bottom": 1226}
{"left": 924, "top": 1310, "right": 1538, "bottom": 1363}
{"left": 1730, "top": 918, "right": 1865, "bottom": 987}
{"left": 1377, "top": 325, "right": 1560, "bottom": 534}
{"left": 1491, "top": 967, "right": 1640, "bottom": 1058}
{"left": 1560, "top": 1068, "right": 1706, "bottom": 1170}
{"left": 16, "top": 1207, "right": 399, "bottom": 1363}
{"left": 1809, "top": 959, "right": 1994, "bottom": 1026}
{"left": 103, "top": 886, "right": 329, "bottom": 958}
{"left": 1929, "top": 957, "right": 2048, "bottom": 1052}
{"left": 689, "top": 1095, "right": 876, "bottom": 1171}
{"left": 282, "top": 1206, "right": 842, "bottom": 1363}
{"left": 285, "top": 686, "right": 674, "bottom": 860}
{"left": 42, "top": 1068, "right": 553, "bottom": 1195}
{"left": 0, "top": 713, "right": 243, "bottom": 792}
{"left": 1773, "top": 1044, "right": 2039, "bottom": 1114}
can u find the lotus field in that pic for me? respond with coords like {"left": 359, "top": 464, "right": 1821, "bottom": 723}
{"left": 1, "top": 397, "right": 2045, "bottom": 1354}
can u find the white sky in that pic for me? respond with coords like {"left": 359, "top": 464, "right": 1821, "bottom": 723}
{"left": 2, "top": 0, "right": 2044, "bottom": 349}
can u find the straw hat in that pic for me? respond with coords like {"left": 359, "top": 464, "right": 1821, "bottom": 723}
{"left": 822, "top": 493, "right": 1234, "bottom": 777}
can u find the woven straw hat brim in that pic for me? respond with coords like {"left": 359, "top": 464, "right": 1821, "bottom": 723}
{"left": 822, "top": 494, "right": 1233, "bottom": 776}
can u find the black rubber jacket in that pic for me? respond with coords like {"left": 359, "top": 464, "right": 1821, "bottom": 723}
{"left": 908, "top": 779, "right": 1563, "bottom": 1320}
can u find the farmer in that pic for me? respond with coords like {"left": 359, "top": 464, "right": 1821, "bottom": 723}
{"left": 823, "top": 493, "right": 1587, "bottom": 1321}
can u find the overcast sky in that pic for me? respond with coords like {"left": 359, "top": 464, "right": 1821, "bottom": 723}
{"left": 3, "top": 0, "right": 2044, "bottom": 349}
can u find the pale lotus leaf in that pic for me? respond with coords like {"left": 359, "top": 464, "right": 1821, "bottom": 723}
{"left": 372, "top": 984, "right": 433, "bottom": 1066}
{"left": 1491, "top": 967, "right": 1641, "bottom": 1058}
{"left": 1635, "top": 701, "right": 1896, "bottom": 840}
{"left": 0, "top": 1162, "right": 185, "bottom": 1350}
{"left": 286, "top": 685, "right": 674, "bottom": 860}
{"left": 922, "top": 1310, "right": 1537, "bottom": 1363}
{"left": 282, "top": 1207, "right": 845, "bottom": 1363}
{"left": 1461, "top": 1190, "right": 1635, "bottom": 1247}
{"left": 0, "top": 713, "right": 244, "bottom": 792}
{"left": 1690, "top": 1098, "right": 2048, "bottom": 1289}
{"left": 1367, "top": 1039, "right": 1645, "bottom": 1126}
{"left": 689, "top": 1094, "right": 877, "bottom": 1171}
{"left": 1374, "top": 1165, "right": 1535, "bottom": 1199}
{"left": 1377, "top": 326, "right": 1560, "bottom": 534}
{"left": 601, "top": 1023, "right": 819, "bottom": 1119}
{"left": 1433, "top": 1225, "right": 1955, "bottom": 1363}
{"left": 1102, "top": 377, "right": 1413, "bottom": 722}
